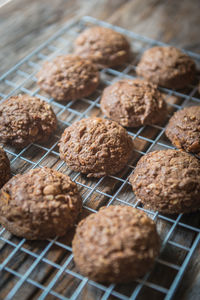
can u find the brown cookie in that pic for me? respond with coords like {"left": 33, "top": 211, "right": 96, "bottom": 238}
{"left": 0, "top": 147, "right": 11, "bottom": 188}
{"left": 0, "top": 167, "right": 82, "bottom": 239}
{"left": 59, "top": 117, "right": 133, "bottom": 178}
{"left": 74, "top": 26, "right": 130, "bottom": 68}
{"left": 100, "top": 79, "right": 166, "bottom": 127}
{"left": 0, "top": 95, "right": 57, "bottom": 148}
{"left": 37, "top": 55, "right": 99, "bottom": 102}
{"left": 72, "top": 205, "right": 160, "bottom": 283}
{"left": 130, "top": 149, "right": 200, "bottom": 214}
{"left": 136, "top": 46, "right": 196, "bottom": 89}
{"left": 166, "top": 106, "right": 200, "bottom": 154}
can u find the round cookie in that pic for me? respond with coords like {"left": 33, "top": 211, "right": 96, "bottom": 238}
{"left": 166, "top": 106, "right": 200, "bottom": 154}
{"left": 0, "top": 95, "right": 57, "bottom": 148}
{"left": 0, "top": 147, "right": 11, "bottom": 188}
{"left": 72, "top": 205, "right": 160, "bottom": 283}
{"left": 136, "top": 46, "right": 196, "bottom": 89}
{"left": 59, "top": 117, "right": 133, "bottom": 178}
{"left": 130, "top": 149, "right": 200, "bottom": 214}
{"left": 37, "top": 55, "right": 99, "bottom": 102}
{"left": 74, "top": 26, "right": 130, "bottom": 68}
{"left": 100, "top": 79, "right": 166, "bottom": 127}
{"left": 0, "top": 167, "right": 82, "bottom": 239}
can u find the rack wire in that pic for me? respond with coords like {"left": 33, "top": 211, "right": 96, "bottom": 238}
{"left": 0, "top": 16, "right": 200, "bottom": 300}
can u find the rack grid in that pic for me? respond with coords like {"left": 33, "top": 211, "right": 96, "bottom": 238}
{"left": 0, "top": 16, "right": 200, "bottom": 300}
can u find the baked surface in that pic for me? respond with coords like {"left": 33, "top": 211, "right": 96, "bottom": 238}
{"left": 100, "top": 79, "right": 166, "bottom": 127}
{"left": 37, "top": 55, "right": 99, "bottom": 101}
{"left": 166, "top": 106, "right": 200, "bottom": 154}
{"left": 0, "top": 147, "right": 11, "bottom": 188}
{"left": 0, "top": 95, "right": 57, "bottom": 148}
{"left": 136, "top": 46, "right": 196, "bottom": 89}
{"left": 72, "top": 205, "right": 160, "bottom": 283}
{"left": 130, "top": 149, "right": 200, "bottom": 214}
{"left": 74, "top": 26, "right": 130, "bottom": 68}
{"left": 59, "top": 117, "right": 133, "bottom": 177}
{"left": 0, "top": 168, "right": 82, "bottom": 239}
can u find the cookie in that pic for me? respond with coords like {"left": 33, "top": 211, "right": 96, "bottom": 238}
{"left": 59, "top": 117, "right": 133, "bottom": 177}
{"left": 0, "top": 147, "right": 11, "bottom": 188}
{"left": 136, "top": 46, "right": 196, "bottom": 89}
{"left": 0, "top": 95, "right": 57, "bottom": 148}
{"left": 100, "top": 79, "right": 166, "bottom": 127}
{"left": 0, "top": 168, "right": 82, "bottom": 239}
{"left": 166, "top": 106, "right": 200, "bottom": 154}
{"left": 74, "top": 26, "right": 130, "bottom": 68}
{"left": 130, "top": 149, "right": 200, "bottom": 214}
{"left": 72, "top": 205, "right": 160, "bottom": 283}
{"left": 37, "top": 55, "right": 99, "bottom": 102}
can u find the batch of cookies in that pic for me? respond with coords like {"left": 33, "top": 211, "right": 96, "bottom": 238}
{"left": 0, "top": 26, "right": 200, "bottom": 284}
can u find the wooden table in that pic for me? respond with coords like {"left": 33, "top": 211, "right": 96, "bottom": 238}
{"left": 0, "top": 1, "right": 200, "bottom": 299}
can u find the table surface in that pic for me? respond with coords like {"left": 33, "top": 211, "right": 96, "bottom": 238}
{"left": 0, "top": 1, "right": 200, "bottom": 299}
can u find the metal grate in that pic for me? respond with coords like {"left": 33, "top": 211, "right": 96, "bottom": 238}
{"left": 0, "top": 16, "right": 200, "bottom": 300}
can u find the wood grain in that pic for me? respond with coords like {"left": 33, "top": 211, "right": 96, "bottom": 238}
{"left": 0, "top": 1, "right": 200, "bottom": 299}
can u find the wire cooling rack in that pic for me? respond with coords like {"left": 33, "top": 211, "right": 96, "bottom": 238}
{"left": 0, "top": 16, "right": 200, "bottom": 300}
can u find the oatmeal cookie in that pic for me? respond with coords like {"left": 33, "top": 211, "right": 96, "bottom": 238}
{"left": 166, "top": 106, "right": 200, "bottom": 154}
{"left": 0, "top": 147, "right": 11, "bottom": 188}
{"left": 72, "top": 205, "right": 160, "bottom": 283}
{"left": 74, "top": 26, "right": 130, "bottom": 68}
{"left": 37, "top": 55, "right": 99, "bottom": 101}
{"left": 59, "top": 118, "right": 133, "bottom": 177}
{"left": 130, "top": 149, "right": 200, "bottom": 213}
{"left": 0, "top": 168, "right": 82, "bottom": 239}
{"left": 100, "top": 79, "right": 166, "bottom": 127}
{"left": 136, "top": 46, "right": 196, "bottom": 89}
{"left": 0, "top": 95, "right": 57, "bottom": 148}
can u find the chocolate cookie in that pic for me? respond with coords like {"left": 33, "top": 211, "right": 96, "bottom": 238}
{"left": 166, "top": 106, "right": 200, "bottom": 154}
{"left": 37, "top": 55, "right": 99, "bottom": 102}
{"left": 136, "top": 46, "right": 196, "bottom": 89}
{"left": 59, "top": 117, "right": 133, "bottom": 177}
{"left": 0, "top": 168, "right": 82, "bottom": 239}
{"left": 0, "top": 147, "right": 11, "bottom": 188}
{"left": 100, "top": 79, "right": 166, "bottom": 127}
{"left": 74, "top": 26, "right": 130, "bottom": 68}
{"left": 130, "top": 149, "right": 200, "bottom": 214}
{"left": 72, "top": 205, "right": 160, "bottom": 283}
{"left": 0, "top": 95, "right": 57, "bottom": 148}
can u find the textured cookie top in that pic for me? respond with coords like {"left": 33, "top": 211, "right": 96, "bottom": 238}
{"left": 100, "top": 79, "right": 166, "bottom": 127}
{"left": 0, "top": 147, "right": 11, "bottom": 188}
{"left": 0, "top": 168, "right": 82, "bottom": 239}
{"left": 166, "top": 106, "right": 200, "bottom": 154}
{"left": 0, "top": 95, "right": 57, "bottom": 148}
{"left": 37, "top": 55, "right": 99, "bottom": 101}
{"left": 74, "top": 26, "right": 130, "bottom": 68}
{"left": 136, "top": 46, "right": 196, "bottom": 89}
{"left": 130, "top": 149, "right": 200, "bottom": 213}
{"left": 59, "top": 118, "right": 133, "bottom": 177}
{"left": 72, "top": 205, "right": 160, "bottom": 283}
